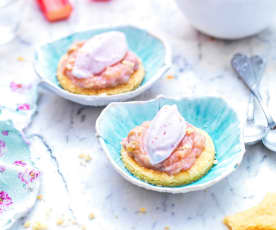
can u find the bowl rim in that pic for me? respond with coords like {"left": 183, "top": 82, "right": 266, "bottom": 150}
{"left": 95, "top": 95, "right": 246, "bottom": 193}
{"left": 33, "top": 24, "right": 172, "bottom": 102}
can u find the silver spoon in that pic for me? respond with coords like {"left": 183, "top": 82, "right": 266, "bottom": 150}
{"left": 243, "top": 55, "right": 267, "bottom": 145}
{"left": 232, "top": 53, "right": 276, "bottom": 151}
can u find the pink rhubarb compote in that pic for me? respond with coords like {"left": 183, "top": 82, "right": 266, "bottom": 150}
{"left": 61, "top": 31, "right": 140, "bottom": 89}
{"left": 122, "top": 105, "right": 206, "bottom": 175}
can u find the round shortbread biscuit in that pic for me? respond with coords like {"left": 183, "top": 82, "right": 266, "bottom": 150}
{"left": 57, "top": 55, "right": 145, "bottom": 96}
{"left": 121, "top": 128, "right": 215, "bottom": 187}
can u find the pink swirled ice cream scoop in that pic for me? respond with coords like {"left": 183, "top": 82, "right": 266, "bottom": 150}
{"left": 143, "top": 105, "right": 187, "bottom": 165}
{"left": 72, "top": 31, "right": 128, "bottom": 79}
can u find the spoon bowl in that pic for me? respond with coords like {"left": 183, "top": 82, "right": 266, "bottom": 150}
{"left": 262, "top": 129, "right": 276, "bottom": 151}
{"left": 244, "top": 123, "right": 267, "bottom": 145}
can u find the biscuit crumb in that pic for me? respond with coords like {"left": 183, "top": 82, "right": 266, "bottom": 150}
{"left": 79, "top": 153, "right": 92, "bottom": 162}
{"left": 139, "top": 208, "right": 147, "bottom": 213}
{"left": 81, "top": 225, "right": 87, "bottom": 230}
{"left": 37, "top": 195, "right": 43, "bottom": 200}
{"left": 164, "top": 226, "right": 170, "bottom": 230}
{"left": 24, "top": 221, "right": 31, "bottom": 228}
{"left": 56, "top": 218, "right": 64, "bottom": 226}
{"left": 72, "top": 220, "right": 78, "bottom": 225}
{"left": 32, "top": 222, "right": 47, "bottom": 230}
{"left": 88, "top": 212, "right": 95, "bottom": 220}
{"left": 17, "top": 56, "right": 25, "bottom": 62}
{"left": 166, "top": 75, "right": 175, "bottom": 80}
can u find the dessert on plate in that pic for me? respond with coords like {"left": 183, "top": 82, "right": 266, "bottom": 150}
{"left": 121, "top": 105, "right": 215, "bottom": 186}
{"left": 57, "top": 31, "right": 145, "bottom": 95}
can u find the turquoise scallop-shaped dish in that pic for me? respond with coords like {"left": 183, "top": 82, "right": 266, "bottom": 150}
{"left": 0, "top": 121, "right": 40, "bottom": 229}
{"left": 96, "top": 96, "right": 245, "bottom": 193}
{"left": 34, "top": 25, "right": 171, "bottom": 106}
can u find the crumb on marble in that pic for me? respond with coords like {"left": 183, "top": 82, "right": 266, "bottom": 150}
{"left": 56, "top": 218, "right": 64, "bottom": 226}
{"left": 17, "top": 56, "right": 25, "bottom": 62}
{"left": 72, "top": 220, "right": 78, "bottom": 225}
{"left": 37, "top": 194, "right": 43, "bottom": 200}
{"left": 139, "top": 208, "right": 147, "bottom": 213}
{"left": 166, "top": 75, "right": 175, "bottom": 80}
{"left": 24, "top": 221, "right": 31, "bottom": 228}
{"left": 79, "top": 153, "right": 92, "bottom": 162}
{"left": 32, "top": 222, "right": 47, "bottom": 230}
{"left": 164, "top": 226, "right": 170, "bottom": 230}
{"left": 88, "top": 212, "right": 95, "bottom": 220}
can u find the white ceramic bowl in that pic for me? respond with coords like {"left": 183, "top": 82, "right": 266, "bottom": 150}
{"left": 174, "top": 0, "right": 276, "bottom": 39}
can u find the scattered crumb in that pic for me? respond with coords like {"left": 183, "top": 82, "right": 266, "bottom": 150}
{"left": 17, "top": 56, "right": 25, "bottom": 62}
{"left": 81, "top": 225, "right": 87, "bottom": 230}
{"left": 166, "top": 75, "right": 175, "bottom": 80}
{"left": 139, "top": 208, "right": 147, "bottom": 213}
{"left": 214, "top": 159, "right": 218, "bottom": 164}
{"left": 164, "top": 226, "right": 170, "bottom": 230}
{"left": 88, "top": 212, "right": 95, "bottom": 220}
{"left": 84, "top": 155, "right": 92, "bottom": 162}
{"left": 56, "top": 218, "right": 64, "bottom": 226}
{"left": 37, "top": 195, "right": 43, "bottom": 200}
{"left": 24, "top": 221, "right": 31, "bottom": 228}
{"left": 79, "top": 153, "right": 92, "bottom": 162}
{"left": 72, "top": 220, "right": 78, "bottom": 225}
{"left": 79, "top": 153, "right": 85, "bottom": 159}
{"left": 32, "top": 222, "right": 47, "bottom": 230}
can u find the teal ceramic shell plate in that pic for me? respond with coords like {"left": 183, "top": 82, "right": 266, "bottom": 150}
{"left": 96, "top": 96, "right": 245, "bottom": 193}
{"left": 34, "top": 25, "right": 171, "bottom": 106}
{"left": 0, "top": 121, "right": 40, "bottom": 229}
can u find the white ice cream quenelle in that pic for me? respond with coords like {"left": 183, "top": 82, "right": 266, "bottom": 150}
{"left": 143, "top": 105, "right": 187, "bottom": 165}
{"left": 72, "top": 31, "right": 128, "bottom": 79}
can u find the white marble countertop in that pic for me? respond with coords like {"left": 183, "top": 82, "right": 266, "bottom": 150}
{"left": 3, "top": 0, "right": 276, "bottom": 229}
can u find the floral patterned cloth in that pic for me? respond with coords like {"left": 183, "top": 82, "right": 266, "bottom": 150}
{"left": 0, "top": 78, "right": 38, "bottom": 130}
{"left": 0, "top": 191, "right": 13, "bottom": 213}
{"left": 0, "top": 76, "right": 40, "bottom": 229}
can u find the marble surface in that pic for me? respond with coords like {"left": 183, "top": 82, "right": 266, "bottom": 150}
{"left": 2, "top": 0, "right": 276, "bottom": 229}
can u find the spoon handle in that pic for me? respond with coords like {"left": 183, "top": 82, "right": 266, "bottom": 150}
{"left": 247, "top": 55, "right": 265, "bottom": 122}
{"left": 247, "top": 95, "right": 255, "bottom": 122}
{"left": 251, "top": 89, "right": 276, "bottom": 130}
